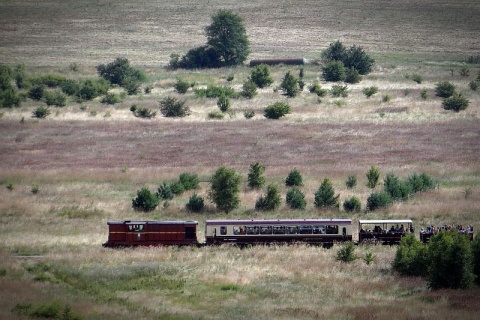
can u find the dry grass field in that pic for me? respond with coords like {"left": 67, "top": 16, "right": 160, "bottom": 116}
{"left": 1, "top": 0, "right": 480, "bottom": 319}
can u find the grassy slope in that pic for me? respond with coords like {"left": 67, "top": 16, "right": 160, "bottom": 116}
{"left": 1, "top": 0, "right": 480, "bottom": 319}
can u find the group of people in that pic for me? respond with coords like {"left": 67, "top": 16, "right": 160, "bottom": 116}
{"left": 420, "top": 224, "right": 474, "bottom": 234}
{"left": 360, "top": 224, "right": 414, "bottom": 234}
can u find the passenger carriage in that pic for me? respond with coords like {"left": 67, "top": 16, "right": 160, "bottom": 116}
{"left": 358, "top": 219, "right": 413, "bottom": 245}
{"left": 104, "top": 220, "right": 198, "bottom": 247}
{"left": 205, "top": 219, "right": 353, "bottom": 246}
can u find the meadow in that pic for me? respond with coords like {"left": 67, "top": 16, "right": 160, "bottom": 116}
{"left": 1, "top": 0, "right": 480, "bottom": 319}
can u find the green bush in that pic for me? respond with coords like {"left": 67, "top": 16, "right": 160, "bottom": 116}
{"left": 472, "top": 235, "right": 480, "bottom": 286}
{"left": 264, "top": 101, "right": 290, "bottom": 119}
{"left": 179, "top": 45, "right": 221, "bottom": 69}
{"left": 343, "top": 196, "right": 361, "bottom": 212}
{"left": 0, "top": 88, "right": 21, "bottom": 108}
{"left": 286, "top": 186, "right": 306, "bottom": 209}
{"left": 208, "top": 110, "right": 224, "bottom": 119}
{"left": 43, "top": 90, "right": 67, "bottom": 107}
{"left": 383, "top": 173, "right": 413, "bottom": 200}
{"left": 100, "top": 92, "right": 121, "bottom": 105}
{"left": 366, "top": 165, "right": 380, "bottom": 189}
{"left": 247, "top": 162, "right": 266, "bottom": 189}
{"left": 345, "top": 67, "right": 361, "bottom": 84}
{"left": 345, "top": 175, "right": 357, "bottom": 189}
{"left": 411, "top": 73, "right": 423, "bottom": 84}
{"left": 314, "top": 178, "right": 340, "bottom": 208}
{"left": 186, "top": 193, "right": 205, "bottom": 213}
{"left": 407, "top": 172, "right": 435, "bottom": 193}
{"left": 280, "top": 71, "right": 299, "bottom": 97}
{"left": 179, "top": 172, "right": 200, "bottom": 190}
{"left": 174, "top": 78, "right": 193, "bottom": 94}
{"left": 285, "top": 168, "right": 303, "bottom": 187}
{"left": 132, "top": 106, "right": 156, "bottom": 119}
{"left": 156, "top": 182, "right": 174, "bottom": 200}
{"left": 336, "top": 242, "right": 357, "bottom": 263}
{"left": 362, "top": 86, "right": 378, "bottom": 98}
{"left": 194, "top": 85, "right": 239, "bottom": 98}
{"left": 208, "top": 166, "right": 242, "bottom": 213}
{"left": 434, "top": 81, "right": 455, "bottom": 98}
{"left": 392, "top": 234, "right": 427, "bottom": 277}
{"left": 132, "top": 188, "right": 159, "bottom": 212}
{"left": 344, "top": 45, "right": 375, "bottom": 75}
{"left": 241, "top": 79, "right": 257, "bottom": 99}
{"left": 366, "top": 191, "right": 393, "bottom": 211}
{"left": 469, "top": 80, "right": 478, "bottom": 91}
{"left": 32, "top": 106, "right": 50, "bottom": 119}
{"left": 61, "top": 79, "right": 81, "bottom": 96}
{"left": 420, "top": 89, "right": 428, "bottom": 100}
{"left": 321, "top": 40, "right": 347, "bottom": 63}
{"left": 244, "top": 110, "right": 255, "bottom": 119}
{"left": 29, "top": 84, "right": 45, "bottom": 101}
{"left": 97, "top": 57, "right": 146, "bottom": 88}
{"left": 160, "top": 97, "right": 190, "bottom": 117}
{"left": 30, "top": 74, "right": 67, "bottom": 88}
{"left": 308, "top": 81, "right": 327, "bottom": 97}
{"left": 217, "top": 94, "right": 231, "bottom": 112}
{"left": 382, "top": 94, "right": 391, "bottom": 102}
{"left": 330, "top": 84, "right": 348, "bottom": 97}
{"left": 76, "top": 79, "right": 109, "bottom": 101}
{"left": 442, "top": 93, "right": 469, "bottom": 112}
{"left": 250, "top": 64, "right": 273, "bottom": 88}
{"left": 255, "top": 184, "right": 282, "bottom": 211}
{"left": 170, "top": 181, "right": 185, "bottom": 195}
{"left": 322, "top": 60, "right": 346, "bottom": 82}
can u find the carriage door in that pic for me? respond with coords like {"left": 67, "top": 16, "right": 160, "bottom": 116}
{"left": 342, "top": 227, "right": 347, "bottom": 238}
{"left": 131, "top": 224, "right": 145, "bottom": 243}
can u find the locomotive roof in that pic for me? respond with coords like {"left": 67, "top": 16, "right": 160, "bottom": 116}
{"left": 107, "top": 220, "right": 198, "bottom": 225}
{"left": 358, "top": 219, "right": 413, "bottom": 225}
{"left": 206, "top": 219, "right": 352, "bottom": 226}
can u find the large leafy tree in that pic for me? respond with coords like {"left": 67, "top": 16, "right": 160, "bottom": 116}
{"left": 205, "top": 10, "right": 250, "bottom": 67}
{"left": 208, "top": 166, "right": 242, "bottom": 213}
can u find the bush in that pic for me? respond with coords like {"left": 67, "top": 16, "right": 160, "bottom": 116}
{"left": 186, "top": 193, "right": 205, "bottom": 213}
{"left": 382, "top": 94, "right": 391, "bottom": 102}
{"left": 43, "top": 90, "right": 67, "bottom": 107}
{"left": 208, "top": 110, "right": 224, "bottom": 119}
{"left": 179, "top": 172, "right": 200, "bottom": 190}
{"left": 472, "top": 235, "right": 480, "bottom": 286}
{"left": 32, "top": 106, "right": 50, "bottom": 119}
{"left": 29, "top": 85, "right": 45, "bottom": 101}
{"left": 344, "top": 45, "right": 375, "bottom": 75}
{"left": 420, "top": 89, "right": 428, "bottom": 100}
{"left": 345, "top": 175, "right": 357, "bottom": 189}
{"left": 247, "top": 162, "right": 266, "bottom": 189}
{"left": 345, "top": 67, "right": 361, "bottom": 84}
{"left": 100, "top": 92, "right": 121, "bottom": 105}
{"left": 179, "top": 45, "right": 221, "bottom": 69}
{"left": 434, "top": 81, "right": 455, "bottom": 98}
{"left": 308, "top": 81, "right": 327, "bottom": 97}
{"left": 244, "top": 110, "right": 255, "bottom": 119}
{"left": 160, "top": 97, "right": 190, "bottom": 117}
{"left": 0, "top": 88, "right": 21, "bottom": 108}
{"left": 442, "top": 93, "right": 469, "bottom": 112}
{"left": 156, "top": 182, "right": 174, "bottom": 200}
{"left": 250, "top": 64, "right": 273, "bottom": 88}
{"left": 174, "top": 78, "right": 193, "bottom": 94}
{"left": 132, "top": 106, "right": 156, "bottom": 119}
{"left": 330, "top": 84, "right": 348, "bottom": 97}
{"left": 132, "top": 188, "right": 159, "bottom": 212}
{"left": 168, "top": 53, "right": 181, "bottom": 70}
{"left": 362, "top": 86, "right": 378, "bottom": 98}
{"left": 217, "top": 94, "right": 231, "bottom": 112}
{"left": 280, "top": 71, "right": 299, "bottom": 97}
{"left": 97, "top": 57, "right": 146, "bottom": 88}
{"left": 322, "top": 60, "right": 346, "bottom": 82}
{"left": 241, "top": 79, "right": 257, "bottom": 99}
{"left": 343, "top": 196, "right": 361, "bottom": 212}
{"left": 61, "top": 79, "right": 81, "bottom": 96}
{"left": 314, "top": 178, "right": 340, "bottom": 208}
{"left": 321, "top": 40, "right": 347, "bottom": 63}
{"left": 411, "top": 73, "right": 423, "bottom": 84}
{"left": 407, "top": 172, "right": 435, "bottom": 193}
{"left": 30, "top": 74, "right": 67, "bottom": 88}
{"left": 336, "top": 242, "right": 357, "bottom": 263}
{"left": 194, "top": 85, "right": 238, "bottom": 98}
{"left": 208, "top": 166, "right": 242, "bottom": 213}
{"left": 285, "top": 168, "right": 303, "bottom": 187}
{"left": 286, "top": 186, "right": 306, "bottom": 209}
{"left": 469, "top": 80, "right": 478, "bottom": 91}
{"left": 392, "top": 234, "right": 427, "bottom": 277}
{"left": 264, "top": 101, "right": 290, "bottom": 119}
{"left": 255, "top": 184, "right": 282, "bottom": 211}
{"left": 76, "top": 79, "right": 109, "bottom": 101}
{"left": 366, "top": 165, "right": 380, "bottom": 189}
{"left": 383, "top": 173, "right": 413, "bottom": 200}
{"left": 366, "top": 191, "right": 393, "bottom": 211}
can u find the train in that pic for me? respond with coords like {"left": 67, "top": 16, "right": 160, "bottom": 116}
{"left": 104, "top": 218, "right": 427, "bottom": 247}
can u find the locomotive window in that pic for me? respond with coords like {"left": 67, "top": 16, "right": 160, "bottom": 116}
{"left": 326, "top": 225, "right": 338, "bottom": 234}
{"left": 260, "top": 226, "right": 272, "bottom": 234}
{"left": 220, "top": 226, "right": 227, "bottom": 235}
{"left": 130, "top": 224, "right": 144, "bottom": 232}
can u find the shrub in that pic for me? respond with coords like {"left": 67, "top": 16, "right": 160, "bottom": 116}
{"left": 170, "top": 181, "right": 185, "bottom": 195}
{"left": 336, "top": 242, "right": 357, "bottom": 263}
{"left": 43, "top": 90, "right": 67, "bottom": 107}
{"left": 179, "top": 172, "right": 200, "bottom": 190}
{"left": 383, "top": 173, "right": 413, "bottom": 200}
{"left": 100, "top": 92, "right": 121, "bottom": 105}
{"left": 132, "top": 106, "right": 156, "bottom": 119}
{"left": 156, "top": 182, "right": 174, "bottom": 200}
{"left": 330, "top": 84, "right": 348, "bottom": 97}
{"left": 345, "top": 67, "right": 361, "bottom": 84}
{"left": 346, "top": 175, "right": 357, "bottom": 189}
{"left": 321, "top": 40, "right": 347, "bottom": 63}
{"left": 217, "top": 94, "right": 231, "bottom": 112}
{"left": 366, "top": 191, "right": 393, "bottom": 211}
{"left": 469, "top": 80, "right": 478, "bottom": 91}
{"left": 132, "top": 188, "right": 159, "bottom": 212}
{"left": 285, "top": 168, "right": 303, "bottom": 187}
{"left": 247, "top": 162, "right": 266, "bottom": 189}
{"left": 255, "top": 184, "right": 282, "bottom": 211}
{"left": 194, "top": 85, "right": 238, "bottom": 98}
{"left": 392, "top": 234, "right": 427, "bottom": 277}
{"left": 472, "top": 235, "right": 480, "bottom": 286}
{"left": 434, "top": 81, "right": 455, "bottom": 98}
{"left": 32, "top": 106, "right": 50, "bottom": 119}
{"left": 407, "top": 172, "right": 435, "bottom": 193}
{"left": 442, "top": 93, "right": 469, "bottom": 112}
{"left": 174, "top": 78, "right": 192, "bottom": 94}
{"left": 29, "top": 85, "right": 45, "bottom": 101}
{"left": 30, "top": 74, "right": 67, "bottom": 88}
{"left": 76, "top": 79, "right": 109, "bottom": 101}
{"left": 308, "top": 81, "right": 327, "bottom": 97}
{"left": 362, "top": 86, "right": 378, "bottom": 98}
{"left": 322, "top": 60, "right": 346, "bottom": 82}
{"left": 366, "top": 165, "right": 380, "bottom": 189}
{"left": 286, "top": 186, "right": 306, "bottom": 209}
{"left": 160, "top": 97, "right": 190, "bottom": 117}
{"left": 411, "top": 73, "right": 423, "bottom": 84}
{"left": 241, "top": 79, "right": 257, "bottom": 98}
{"left": 459, "top": 67, "right": 470, "bottom": 77}
{"left": 31, "top": 183, "right": 40, "bottom": 194}
{"left": 264, "top": 101, "right": 290, "bottom": 119}
{"left": 364, "top": 251, "right": 375, "bottom": 265}
{"left": 343, "top": 196, "right": 361, "bottom": 212}
{"left": 208, "top": 166, "right": 242, "bottom": 213}
{"left": 179, "top": 45, "right": 221, "bottom": 69}
{"left": 244, "top": 110, "right": 255, "bottom": 119}
{"left": 382, "top": 94, "right": 391, "bottom": 102}
{"left": 420, "top": 89, "right": 428, "bottom": 100}
{"left": 97, "top": 57, "right": 146, "bottom": 88}
{"left": 314, "top": 178, "right": 340, "bottom": 208}
{"left": 186, "top": 193, "right": 205, "bottom": 213}
{"left": 168, "top": 53, "right": 181, "bottom": 70}
{"left": 61, "top": 79, "right": 80, "bottom": 96}
{"left": 250, "top": 64, "right": 273, "bottom": 88}
{"left": 208, "top": 110, "right": 224, "bottom": 119}
{"left": 0, "top": 88, "right": 21, "bottom": 108}
{"left": 280, "top": 71, "right": 299, "bottom": 97}
{"left": 344, "top": 45, "right": 375, "bottom": 75}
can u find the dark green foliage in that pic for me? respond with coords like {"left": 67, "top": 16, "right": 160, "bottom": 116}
{"left": 179, "top": 172, "right": 200, "bottom": 190}
{"left": 459, "top": 67, "right": 470, "bottom": 77}
{"left": 247, "top": 162, "right": 266, "bottom": 189}
{"left": 383, "top": 173, "right": 413, "bottom": 200}
{"left": 322, "top": 61, "right": 346, "bottom": 82}
{"left": 32, "top": 106, "right": 50, "bottom": 119}
{"left": 14, "top": 64, "right": 28, "bottom": 89}
{"left": 209, "top": 166, "right": 241, "bottom": 213}
{"left": 170, "top": 181, "right": 185, "bottom": 195}
{"left": 343, "top": 196, "right": 361, "bottom": 212}
{"left": 469, "top": 80, "right": 478, "bottom": 91}
{"left": 366, "top": 191, "right": 393, "bottom": 211}
{"left": 157, "top": 182, "right": 174, "bottom": 200}
{"left": 392, "top": 234, "right": 427, "bottom": 277}
{"left": 250, "top": 64, "right": 273, "bottom": 88}
{"left": 472, "top": 235, "right": 480, "bottom": 286}
{"left": 30, "top": 74, "right": 67, "bottom": 88}
{"left": 407, "top": 172, "right": 435, "bottom": 193}
{"left": 43, "top": 90, "right": 67, "bottom": 107}
{"left": 96, "top": 58, "right": 146, "bottom": 89}
{"left": 61, "top": 79, "right": 81, "bottom": 96}
{"left": 366, "top": 165, "right": 380, "bottom": 189}
{"left": 314, "top": 178, "right": 340, "bottom": 208}
{"left": 217, "top": 94, "right": 231, "bottom": 112}
{"left": 434, "top": 81, "right": 455, "bottom": 98}
{"left": 442, "top": 93, "right": 469, "bottom": 112}
{"left": 205, "top": 10, "right": 250, "bottom": 67}
{"left": 244, "top": 110, "right": 255, "bottom": 119}
{"left": 322, "top": 41, "right": 374, "bottom": 75}
{"left": 12, "top": 301, "right": 82, "bottom": 320}
{"left": 336, "top": 242, "right": 357, "bottom": 263}
{"left": 362, "top": 86, "right": 378, "bottom": 98}
{"left": 330, "top": 84, "right": 348, "bottom": 97}
{"left": 280, "top": 71, "right": 299, "bottom": 97}
{"left": 132, "top": 106, "right": 156, "bottom": 119}
{"left": 123, "top": 77, "right": 141, "bottom": 95}
{"left": 427, "top": 230, "right": 475, "bottom": 290}
{"left": 0, "top": 66, "right": 13, "bottom": 90}
{"left": 0, "top": 87, "right": 21, "bottom": 108}
{"left": 264, "top": 101, "right": 290, "bottom": 119}
{"left": 179, "top": 45, "right": 221, "bottom": 69}
{"left": 208, "top": 110, "right": 224, "bottom": 119}
{"left": 345, "top": 67, "right": 361, "bottom": 84}
{"left": 286, "top": 186, "right": 306, "bottom": 209}
{"left": 186, "top": 193, "right": 205, "bottom": 213}
{"left": 168, "top": 53, "right": 181, "bottom": 70}
{"left": 321, "top": 40, "right": 347, "bottom": 63}
{"left": 76, "top": 79, "right": 109, "bottom": 101}
{"left": 174, "top": 78, "right": 193, "bottom": 94}
{"left": 285, "top": 168, "right": 303, "bottom": 187}
{"left": 132, "top": 188, "right": 159, "bottom": 212}
{"left": 308, "top": 81, "right": 327, "bottom": 97}
{"left": 194, "top": 85, "right": 239, "bottom": 98}
{"left": 255, "top": 184, "right": 282, "bottom": 211}
{"left": 241, "top": 79, "right": 257, "bottom": 98}
{"left": 160, "top": 97, "right": 190, "bottom": 117}
{"left": 345, "top": 175, "right": 357, "bottom": 189}
{"left": 29, "top": 84, "right": 45, "bottom": 100}
{"left": 420, "top": 89, "right": 428, "bottom": 100}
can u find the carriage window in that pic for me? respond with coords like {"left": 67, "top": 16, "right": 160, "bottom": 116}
{"left": 326, "top": 225, "right": 338, "bottom": 234}
{"left": 273, "top": 226, "right": 286, "bottom": 234}
{"left": 300, "top": 225, "right": 313, "bottom": 234}
{"left": 260, "top": 226, "right": 273, "bottom": 234}
{"left": 313, "top": 225, "right": 325, "bottom": 234}
{"left": 246, "top": 226, "right": 259, "bottom": 234}
{"left": 286, "top": 226, "right": 298, "bottom": 234}
{"left": 220, "top": 226, "right": 227, "bottom": 235}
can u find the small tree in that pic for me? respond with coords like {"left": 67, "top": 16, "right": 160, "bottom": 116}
{"left": 241, "top": 79, "right": 257, "bottom": 98}
{"left": 160, "top": 97, "right": 190, "bottom": 117}
{"left": 434, "top": 81, "right": 455, "bottom": 98}
{"left": 174, "top": 78, "right": 193, "bottom": 94}
{"left": 97, "top": 57, "right": 146, "bottom": 89}
{"left": 209, "top": 166, "right": 241, "bottom": 213}
{"left": 314, "top": 178, "right": 340, "bottom": 208}
{"left": 343, "top": 196, "right": 361, "bottom": 213}
{"left": 330, "top": 84, "right": 348, "bottom": 97}
{"left": 383, "top": 173, "right": 412, "bottom": 200}
{"left": 344, "top": 45, "right": 375, "bottom": 75}
{"left": 286, "top": 186, "right": 306, "bottom": 209}
{"left": 362, "top": 86, "right": 378, "bottom": 98}
{"left": 255, "top": 184, "right": 282, "bottom": 211}
{"left": 156, "top": 182, "right": 174, "bottom": 201}
{"left": 336, "top": 242, "right": 357, "bottom": 263}
{"left": 309, "top": 81, "right": 327, "bottom": 97}
{"left": 366, "top": 191, "right": 393, "bottom": 211}
{"left": 264, "top": 101, "right": 290, "bottom": 119}
{"left": 179, "top": 172, "right": 199, "bottom": 190}
{"left": 366, "top": 165, "right": 380, "bottom": 189}
{"left": 442, "top": 93, "right": 469, "bottom": 112}
{"left": 285, "top": 168, "right": 303, "bottom": 187}
{"left": 250, "top": 64, "right": 273, "bottom": 88}
{"left": 280, "top": 71, "right": 299, "bottom": 97}
{"left": 29, "top": 85, "right": 45, "bottom": 101}
{"left": 322, "top": 61, "right": 346, "bottom": 82}
{"left": 345, "top": 67, "right": 361, "bottom": 84}
{"left": 321, "top": 40, "right": 347, "bottom": 63}
{"left": 132, "top": 188, "right": 159, "bottom": 212}
{"left": 186, "top": 193, "right": 205, "bottom": 213}
{"left": 345, "top": 175, "right": 357, "bottom": 189}
{"left": 32, "top": 106, "right": 50, "bottom": 119}
{"left": 217, "top": 94, "right": 231, "bottom": 112}
{"left": 392, "top": 234, "right": 427, "bottom": 277}
{"left": 247, "top": 162, "right": 266, "bottom": 189}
